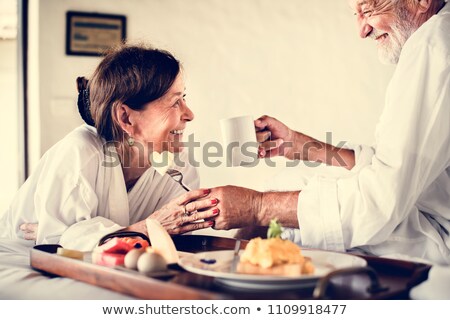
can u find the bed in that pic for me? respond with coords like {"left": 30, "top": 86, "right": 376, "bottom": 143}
{"left": 0, "top": 239, "right": 131, "bottom": 299}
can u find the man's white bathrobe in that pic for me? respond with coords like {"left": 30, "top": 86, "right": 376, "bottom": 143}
{"left": 0, "top": 125, "right": 199, "bottom": 251}
{"left": 280, "top": 3, "right": 450, "bottom": 265}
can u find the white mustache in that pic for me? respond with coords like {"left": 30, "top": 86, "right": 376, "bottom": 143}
{"left": 369, "top": 28, "right": 386, "bottom": 40}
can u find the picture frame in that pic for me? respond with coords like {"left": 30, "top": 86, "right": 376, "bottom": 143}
{"left": 66, "top": 11, "right": 126, "bottom": 56}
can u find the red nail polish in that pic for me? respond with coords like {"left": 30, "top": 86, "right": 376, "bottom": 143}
{"left": 211, "top": 198, "right": 218, "bottom": 205}
{"left": 208, "top": 221, "right": 215, "bottom": 227}
{"left": 204, "top": 189, "right": 211, "bottom": 195}
{"left": 212, "top": 208, "right": 219, "bottom": 215}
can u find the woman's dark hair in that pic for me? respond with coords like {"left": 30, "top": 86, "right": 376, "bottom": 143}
{"left": 77, "top": 77, "right": 95, "bottom": 126}
{"left": 76, "top": 43, "right": 181, "bottom": 141}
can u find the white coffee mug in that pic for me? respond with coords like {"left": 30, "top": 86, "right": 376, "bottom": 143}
{"left": 220, "top": 115, "right": 258, "bottom": 167}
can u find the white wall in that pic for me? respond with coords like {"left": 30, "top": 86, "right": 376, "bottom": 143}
{"left": 0, "top": 39, "right": 19, "bottom": 213}
{"left": 31, "top": 0, "right": 395, "bottom": 191}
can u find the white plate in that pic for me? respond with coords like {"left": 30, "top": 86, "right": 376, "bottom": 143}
{"left": 178, "top": 249, "right": 367, "bottom": 290}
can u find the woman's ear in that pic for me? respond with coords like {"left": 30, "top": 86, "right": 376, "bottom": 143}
{"left": 114, "top": 104, "right": 134, "bottom": 135}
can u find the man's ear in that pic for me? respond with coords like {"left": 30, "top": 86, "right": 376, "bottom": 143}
{"left": 114, "top": 103, "right": 134, "bottom": 135}
{"left": 416, "top": 0, "right": 433, "bottom": 14}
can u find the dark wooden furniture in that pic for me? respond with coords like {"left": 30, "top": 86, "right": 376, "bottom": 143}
{"left": 30, "top": 235, "right": 431, "bottom": 300}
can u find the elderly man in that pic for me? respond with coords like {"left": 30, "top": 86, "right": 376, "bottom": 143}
{"left": 211, "top": 0, "right": 450, "bottom": 264}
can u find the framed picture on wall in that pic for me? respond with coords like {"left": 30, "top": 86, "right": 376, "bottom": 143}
{"left": 66, "top": 11, "right": 126, "bottom": 56}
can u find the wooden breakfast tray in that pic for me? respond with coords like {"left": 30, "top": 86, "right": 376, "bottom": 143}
{"left": 30, "top": 235, "right": 431, "bottom": 300}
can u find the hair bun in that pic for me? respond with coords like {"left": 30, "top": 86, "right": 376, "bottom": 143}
{"left": 76, "top": 76, "right": 95, "bottom": 126}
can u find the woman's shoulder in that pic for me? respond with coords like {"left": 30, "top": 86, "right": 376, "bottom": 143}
{"left": 64, "top": 124, "right": 104, "bottom": 148}
{"left": 43, "top": 125, "right": 106, "bottom": 169}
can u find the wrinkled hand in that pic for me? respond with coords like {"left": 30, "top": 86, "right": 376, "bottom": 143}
{"left": 146, "top": 188, "right": 219, "bottom": 235}
{"left": 19, "top": 223, "right": 38, "bottom": 241}
{"left": 209, "top": 186, "right": 262, "bottom": 230}
{"left": 255, "top": 115, "right": 296, "bottom": 159}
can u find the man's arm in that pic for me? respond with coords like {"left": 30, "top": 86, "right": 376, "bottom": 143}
{"left": 289, "top": 131, "right": 356, "bottom": 170}
{"left": 210, "top": 186, "right": 300, "bottom": 230}
{"left": 257, "top": 191, "right": 300, "bottom": 228}
{"left": 256, "top": 116, "right": 356, "bottom": 170}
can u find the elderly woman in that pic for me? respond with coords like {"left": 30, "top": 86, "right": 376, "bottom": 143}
{"left": 0, "top": 44, "right": 218, "bottom": 251}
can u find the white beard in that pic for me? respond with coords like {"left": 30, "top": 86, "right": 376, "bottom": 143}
{"left": 377, "top": 22, "right": 414, "bottom": 64}
{"left": 374, "top": 8, "right": 416, "bottom": 65}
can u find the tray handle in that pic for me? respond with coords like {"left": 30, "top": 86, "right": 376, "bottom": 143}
{"left": 98, "top": 231, "right": 151, "bottom": 246}
{"left": 313, "top": 266, "right": 389, "bottom": 299}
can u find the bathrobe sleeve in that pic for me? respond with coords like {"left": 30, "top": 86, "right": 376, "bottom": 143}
{"left": 297, "top": 27, "right": 450, "bottom": 261}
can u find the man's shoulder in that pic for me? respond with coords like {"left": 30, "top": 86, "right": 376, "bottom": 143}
{"left": 409, "top": 3, "right": 450, "bottom": 54}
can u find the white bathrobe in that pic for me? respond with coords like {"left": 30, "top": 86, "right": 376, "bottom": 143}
{"left": 0, "top": 125, "right": 199, "bottom": 251}
{"left": 282, "top": 2, "right": 450, "bottom": 265}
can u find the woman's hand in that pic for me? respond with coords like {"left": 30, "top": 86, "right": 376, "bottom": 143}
{"left": 127, "top": 188, "right": 219, "bottom": 235}
{"left": 19, "top": 223, "right": 38, "bottom": 240}
{"left": 152, "top": 188, "right": 219, "bottom": 234}
{"left": 255, "top": 115, "right": 297, "bottom": 159}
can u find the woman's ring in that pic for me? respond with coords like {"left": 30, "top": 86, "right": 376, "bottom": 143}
{"left": 183, "top": 204, "right": 190, "bottom": 217}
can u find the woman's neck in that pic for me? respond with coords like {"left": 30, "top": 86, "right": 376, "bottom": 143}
{"left": 116, "top": 142, "right": 151, "bottom": 191}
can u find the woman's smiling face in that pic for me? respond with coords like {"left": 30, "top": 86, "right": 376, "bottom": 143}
{"left": 128, "top": 71, "right": 194, "bottom": 153}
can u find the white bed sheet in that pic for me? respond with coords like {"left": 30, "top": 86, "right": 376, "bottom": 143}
{"left": 0, "top": 239, "right": 132, "bottom": 299}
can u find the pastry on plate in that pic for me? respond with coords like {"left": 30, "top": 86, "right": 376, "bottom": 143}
{"left": 237, "top": 219, "right": 314, "bottom": 276}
